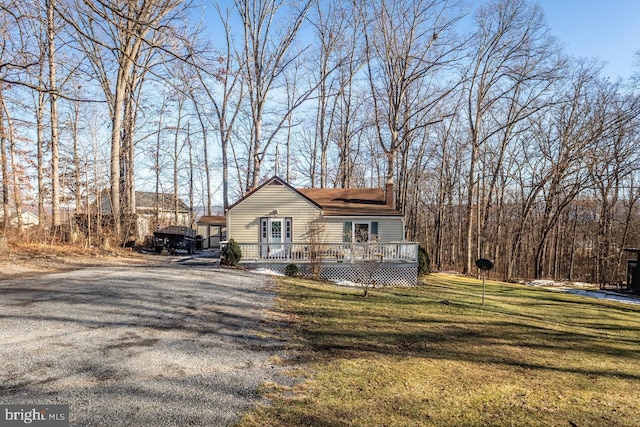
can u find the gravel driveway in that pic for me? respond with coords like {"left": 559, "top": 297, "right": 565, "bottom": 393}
{"left": 0, "top": 259, "right": 287, "bottom": 426}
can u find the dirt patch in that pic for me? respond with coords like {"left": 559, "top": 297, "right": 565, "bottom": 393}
{"left": 0, "top": 241, "right": 150, "bottom": 279}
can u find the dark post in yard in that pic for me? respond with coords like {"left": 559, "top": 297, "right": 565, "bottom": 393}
{"left": 476, "top": 258, "right": 494, "bottom": 306}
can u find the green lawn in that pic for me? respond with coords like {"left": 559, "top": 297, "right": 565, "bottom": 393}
{"left": 240, "top": 273, "right": 640, "bottom": 427}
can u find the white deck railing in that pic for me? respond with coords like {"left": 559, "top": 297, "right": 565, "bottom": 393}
{"left": 221, "top": 241, "right": 419, "bottom": 264}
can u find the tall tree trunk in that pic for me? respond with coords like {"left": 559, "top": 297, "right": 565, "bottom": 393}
{"left": 47, "top": 0, "right": 60, "bottom": 230}
{"left": 569, "top": 205, "right": 578, "bottom": 281}
{"left": 0, "top": 90, "right": 9, "bottom": 230}
{"left": 222, "top": 124, "right": 229, "bottom": 210}
{"left": 187, "top": 122, "right": 194, "bottom": 227}
{"left": 464, "top": 145, "right": 478, "bottom": 274}
{"left": 191, "top": 99, "right": 211, "bottom": 215}
{"left": 72, "top": 99, "right": 81, "bottom": 212}
{"left": 36, "top": 88, "right": 46, "bottom": 225}
{"left": 250, "top": 108, "right": 263, "bottom": 189}
{"left": 172, "top": 98, "right": 184, "bottom": 224}
{"left": 110, "top": 73, "right": 126, "bottom": 241}
{"left": 5, "top": 105, "right": 23, "bottom": 232}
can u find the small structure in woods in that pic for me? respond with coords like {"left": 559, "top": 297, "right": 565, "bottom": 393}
{"left": 0, "top": 210, "right": 40, "bottom": 229}
{"left": 623, "top": 248, "right": 640, "bottom": 294}
{"left": 196, "top": 215, "right": 227, "bottom": 250}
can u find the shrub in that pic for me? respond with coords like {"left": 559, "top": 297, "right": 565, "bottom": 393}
{"left": 418, "top": 245, "right": 430, "bottom": 276}
{"left": 284, "top": 263, "right": 299, "bottom": 277}
{"left": 221, "top": 238, "right": 242, "bottom": 266}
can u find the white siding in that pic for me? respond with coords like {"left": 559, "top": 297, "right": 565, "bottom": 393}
{"left": 228, "top": 183, "right": 322, "bottom": 243}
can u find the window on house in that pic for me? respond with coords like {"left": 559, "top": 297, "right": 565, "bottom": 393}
{"left": 271, "top": 221, "right": 282, "bottom": 239}
{"left": 285, "top": 218, "right": 291, "bottom": 240}
{"left": 261, "top": 218, "right": 267, "bottom": 240}
{"left": 354, "top": 222, "right": 369, "bottom": 242}
{"left": 344, "top": 221, "right": 379, "bottom": 242}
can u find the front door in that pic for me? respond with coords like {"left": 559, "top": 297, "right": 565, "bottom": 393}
{"left": 260, "top": 217, "right": 291, "bottom": 258}
{"left": 269, "top": 218, "right": 284, "bottom": 257}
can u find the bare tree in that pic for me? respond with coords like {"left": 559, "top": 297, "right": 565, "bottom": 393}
{"left": 45, "top": 0, "right": 61, "bottom": 230}
{"left": 307, "top": 0, "right": 354, "bottom": 187}
{"left": 234, "top": 0, "right": 314, "bottom": 190}
{"left": 0, "top": 88, "right": 9, "bottom": 230}
{"left": 585, "top": 82, "right": 640, "bottom": 283}
{"left": 187, "top": 4, "right": 245, "bottom": 210}
{"left": 531, "top": 64, "right": 603, "bottom": 279}
{"left": 60, "top": 0, "right": 188, "bottom": 241}
{"left": 3, "top": 100, "right": 24, "bottom": 232}
{"left": 306, "top": 0, "right": 368, "bottom": 189}
{"left": 0, "top": 4, "right": 27, "bottom": 231}
{"left": 461, "top": 0, "right": 561, "bottom": 274}
{"left": 21, "top": 5, "right": 50, "bottom": 226}
{"left": 503, "top": 126, "right": 551, "bottom": 280}
{"left": 615, "top": 171, "right": 640, "bottom": 277}
{"left": 68, "top": 85, "right": 82, "bottom": 213}
{"left": 171, "top": 92, "right": 186, "bottom": 224}
{"left": 188, "top": 85, "right": 212, "bottom": 215}
{"left": 427, "top": 102, "right": 465, "bottom": 270}
{"left": 360, "top": 0, "right": 463, "bottom": 195}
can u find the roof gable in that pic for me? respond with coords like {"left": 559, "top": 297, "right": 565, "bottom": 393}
{"left": 227, "top": 176, "right": 323, "bottom": 211}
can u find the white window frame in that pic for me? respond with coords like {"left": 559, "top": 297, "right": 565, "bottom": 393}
{"left": 352, "top": 221, "right": 372, "bottom": 242}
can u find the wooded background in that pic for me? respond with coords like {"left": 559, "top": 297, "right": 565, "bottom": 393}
{"left": 2, "top": 0, "right": 640, "bottom": 283}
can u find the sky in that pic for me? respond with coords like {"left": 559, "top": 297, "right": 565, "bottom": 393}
{"left": 202, "top": 1, "right": 640, "bottom": 81}
{"left": 534, "top": 0, "right": 640, "bottom": 80}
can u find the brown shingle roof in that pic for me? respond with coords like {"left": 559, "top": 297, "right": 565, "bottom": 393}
{"left": 136, "top": 191, "right": 189, "bottom": 212}
{"left": 297, "top": 187, "right": 402, "bottom": 217}
{"left": 197, "top": 215, "right": 226, "bottom": 226}
{"left": 227, "top": 176, "right": 402, "bottom": 217}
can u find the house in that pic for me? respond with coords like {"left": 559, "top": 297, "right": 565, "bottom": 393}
{"left": 225, "top": 176, "right": 418, "bottom": 285}
{"left": 12, "top": 211, "right": 40, "bottom": 228}
{"left": 196, "top": 215, "right": 227, "bottom": 249}
{"left": 1, "top": 210, "right": 40, "bottom": 228}
{"left": 99, "top": 191, "right": 191, "bottom": 241}
{"left": 134, "top": 191, "right": 191, "bottom": 227}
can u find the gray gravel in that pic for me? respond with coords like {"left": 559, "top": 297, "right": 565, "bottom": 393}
{"left": 0, "top": 259, "right": 288, "bottom": 426}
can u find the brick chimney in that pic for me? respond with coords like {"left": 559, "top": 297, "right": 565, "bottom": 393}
{"left": 385, "top": 179, "right": 394, "bottom": 208}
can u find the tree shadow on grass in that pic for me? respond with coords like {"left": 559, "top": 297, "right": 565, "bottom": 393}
{"left": 279, "top": 281, "right": 640, "bottom": 382}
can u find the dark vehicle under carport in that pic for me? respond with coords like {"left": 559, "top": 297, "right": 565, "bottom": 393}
{"left": 149, "top": 226, "right": 199, "bottom": 254}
